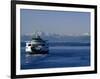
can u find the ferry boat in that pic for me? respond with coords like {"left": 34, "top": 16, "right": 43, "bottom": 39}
{"left": 25, "top": 33, "right": 49, "bottom": 54}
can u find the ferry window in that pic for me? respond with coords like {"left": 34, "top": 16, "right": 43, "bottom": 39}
{"left": 28, "top": 44, "right": 31, "bottom": 46}
{"left": 42, "top": 44, "right": 45, "bottom": 46}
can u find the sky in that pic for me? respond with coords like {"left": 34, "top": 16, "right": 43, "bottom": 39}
{"left": 20, "top": 9, "right": 90, "bottom": 35}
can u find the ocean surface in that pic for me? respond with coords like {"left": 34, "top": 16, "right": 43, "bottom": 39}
{"left": 21, "top": 35, "right": 90, "bottom": 69}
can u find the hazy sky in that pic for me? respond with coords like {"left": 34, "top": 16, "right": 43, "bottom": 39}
{"left": 20, "top": 9, "right": 90, "bottom": 35}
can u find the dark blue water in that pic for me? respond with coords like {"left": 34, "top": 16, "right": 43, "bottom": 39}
{"left": 21, "top": 36, "right": 90, "bottom": 69}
